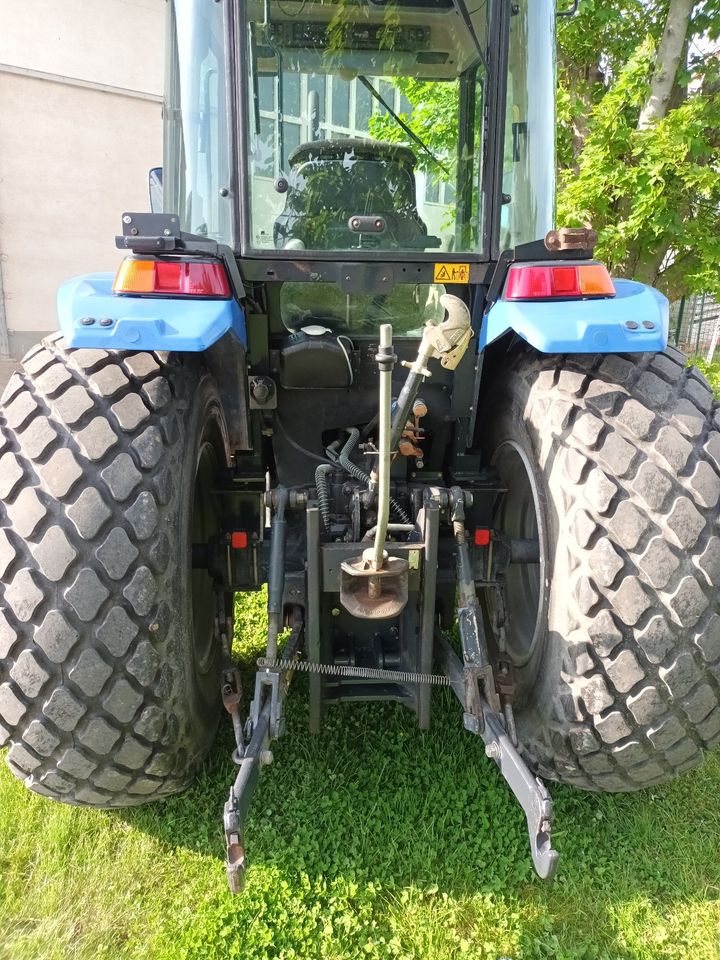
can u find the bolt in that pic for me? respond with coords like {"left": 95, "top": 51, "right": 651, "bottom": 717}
{"left": 485, "top": 742, "right": 501, "bottom": 760}
{"left": 99, "top": 317, "right": 113, "bottom": 327}
{"left": 130, "top": 227, "right": 139, "bottom": 235}
{"left": 625, "top": 320, "right": 639, "bottom": 330}
{"left": 122, "top": 215, "right": 132, "bottom": 224}
{"left": 163, "top": 228, "right": 172, "bottom": 236}
{"left": 250, "top": 379, "right": 271, "bottom": 404}
{"left": 540, "top": 819, "right": 551, "bottom": 834}
{"left": 642, "top": 320, "right": 655, "bottom": 330}
{"left": 368, "top": 575, "right": 382, "bottom": 600}
{"left": 310, "top": 272, "right": 320, "bottom": 281}
{"left": 80, "top": 316, "right": 95, "bottom": 326}
{"left": 260, "top": 749, "right": 273, "bottom": 767}
{"left": 219, "top": 187, "right": 230, "bottom": 197}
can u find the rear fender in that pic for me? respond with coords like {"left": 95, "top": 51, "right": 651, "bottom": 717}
{"left": 57, "top": 273, "right": 247, "bottom": 351}
{"left": 479, "top": 279, "right": 668, "bottom": 354}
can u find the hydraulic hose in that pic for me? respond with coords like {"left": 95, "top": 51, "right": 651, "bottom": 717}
{"left": 337, "top": 428, "right": 369, "bottom": 484}
{"left": 330, "top": 428, "right": 411, "bottom": 525}
{"left": 314, "top": 463, "right": 333, "bottom": 532}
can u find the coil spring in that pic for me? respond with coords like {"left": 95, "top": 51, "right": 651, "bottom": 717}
{"left": 257, "top": 657, "right": 451, "bottom": 687}
{"left": 336, "top": 429, "right": 412, "bottom": 525}
{"left": 314, "top": 463, "right": 333, "bottom": 531}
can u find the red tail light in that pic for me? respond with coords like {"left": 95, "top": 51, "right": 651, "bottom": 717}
{"left": 504, "top": 263, "right": 615, "bottom": 301}
{"left": 113, "top": 258, "right": 231, "bottom": 297}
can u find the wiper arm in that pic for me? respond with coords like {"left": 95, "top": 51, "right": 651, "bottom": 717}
{"left": 451, "top": 0, "right": 487, "bottom": 71}
{"left": 357, "top": 76, "right": 450, "bottom": 177}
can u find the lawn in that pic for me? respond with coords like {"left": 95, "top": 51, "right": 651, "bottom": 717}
{"left": 1, "top": 361, "right": 720, "bottom": 960}
{"left": 1, "top": 586, "right": 719, "bottom": 960}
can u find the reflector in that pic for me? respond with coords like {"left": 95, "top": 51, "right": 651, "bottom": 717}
{"left": 113, "top": 258, "right": 231, "bottom": 297}
{"left": 504, "top": 263, "right": 615, "bottom": 301}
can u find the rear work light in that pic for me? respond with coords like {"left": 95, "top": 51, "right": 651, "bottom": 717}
{"left": 504, "top": 262, "right": 615, "bottom": 301}
{"left": 113, "top": 258, "right": 231, "bottom": 298}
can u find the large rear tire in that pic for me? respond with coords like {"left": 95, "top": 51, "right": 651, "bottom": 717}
{"left": 0, "top": 335, "right": 228, "bottom": 806}
{"left": 482, "top": 346, "right": 720, "bottom": 791}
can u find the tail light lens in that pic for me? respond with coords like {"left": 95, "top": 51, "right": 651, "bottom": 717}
{"left": 504, "top": 263, "right": 615, "bottom": 301}
{"left": 113, "top": 258, "right": 231, "bottom": 297}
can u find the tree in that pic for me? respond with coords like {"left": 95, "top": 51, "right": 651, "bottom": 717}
{"left": 558, "top": 0, "right": 720, "bottom": 300}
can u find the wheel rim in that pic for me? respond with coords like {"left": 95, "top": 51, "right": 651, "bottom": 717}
{"left": 491, "top": 439, "right": 547, "bottom": 669}
{"left": 191, "top": 440, "right": 220, "bottom": 675}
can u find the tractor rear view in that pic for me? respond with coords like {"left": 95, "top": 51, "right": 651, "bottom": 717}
{"left": 1, "top": 0, "right": 719, "bottom": 893}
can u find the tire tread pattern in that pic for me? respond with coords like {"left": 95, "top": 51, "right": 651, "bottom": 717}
{"left": 506, "top": 346, "right": 720, "bottom": 791}
{"left": 0, "top": 335, "right": 207, "bottom": 806}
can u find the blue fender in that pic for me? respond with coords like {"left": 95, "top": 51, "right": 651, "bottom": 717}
{"left": 479, "top": 279, "right": 669, "bottom": 354}
{"left": 57, "top": 273, "right": 247, "bottom": 351}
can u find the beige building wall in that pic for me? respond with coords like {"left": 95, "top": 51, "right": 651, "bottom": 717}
{"left": 0, "top": 0, "right": 165, "bottom": 358}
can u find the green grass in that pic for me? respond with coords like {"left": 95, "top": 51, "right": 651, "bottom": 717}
{"left": 1, "top": 590, "right": 720, "bottom": 959}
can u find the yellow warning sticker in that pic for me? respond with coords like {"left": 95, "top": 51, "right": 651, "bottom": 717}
{"left": 433, "top": 262, "right": 470, "bottom": 283}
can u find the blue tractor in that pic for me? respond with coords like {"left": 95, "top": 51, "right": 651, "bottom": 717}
{"left": 2, "top": 0, "right": 718, "bottom": 892}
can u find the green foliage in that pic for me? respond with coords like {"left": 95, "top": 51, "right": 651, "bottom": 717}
{"left": 0, "top": 591, "right": 720, "bottom": 958}
{"left": 557, "top": 0, "right": 720, "bottom": 300}
{"left": 368, "top": 77, "right": 460, "bottom": 182}
{"left": 687, "top": 356, "right": 720, "bottom": 398}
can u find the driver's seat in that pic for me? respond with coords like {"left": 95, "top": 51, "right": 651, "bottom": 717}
{"left": 273, "top": 138, "right": 431, "bottom": 251}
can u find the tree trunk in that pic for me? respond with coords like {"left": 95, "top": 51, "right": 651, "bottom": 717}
{"left": 638, "top": 0, "right": 694, "bottom": 129}
{"left": 566, "top": 63, "right": 604, "bottom": 168}
{"left": 633, "top": 244, "right": 671, "bottom": 287}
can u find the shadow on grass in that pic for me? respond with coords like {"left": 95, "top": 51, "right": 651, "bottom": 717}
{"left": 114, "top": 679, "right": 720, "bottom": 925}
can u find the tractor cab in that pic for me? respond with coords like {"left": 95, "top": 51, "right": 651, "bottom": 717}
{"left": 163, "top": 0, "right": 556, "bottom": 266}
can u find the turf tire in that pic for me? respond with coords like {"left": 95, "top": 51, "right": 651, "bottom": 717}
{"left": 482, "top": 346, "right": 720, "bottom": 791}
{"left": 0, "top": 335, "right": 229, "bottom": 806}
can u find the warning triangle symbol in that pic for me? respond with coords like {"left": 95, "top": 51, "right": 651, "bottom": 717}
{"left": 435, "top": 265, "right": 451, "bottom": 281}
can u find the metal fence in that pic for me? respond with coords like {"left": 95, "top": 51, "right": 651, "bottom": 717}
{"left": 670, "top": 294, "right": 720, "bottom": 360}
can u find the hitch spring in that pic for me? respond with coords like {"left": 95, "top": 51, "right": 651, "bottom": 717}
{"left": 257, "top": 657, "right": 450, "bottom": 687}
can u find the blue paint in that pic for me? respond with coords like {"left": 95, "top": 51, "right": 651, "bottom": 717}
{"left": 57, "top": 273, "right": 246, "bottom": 351}
{"left": 480, "top": 279, "right": 668, "bottom": 355}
